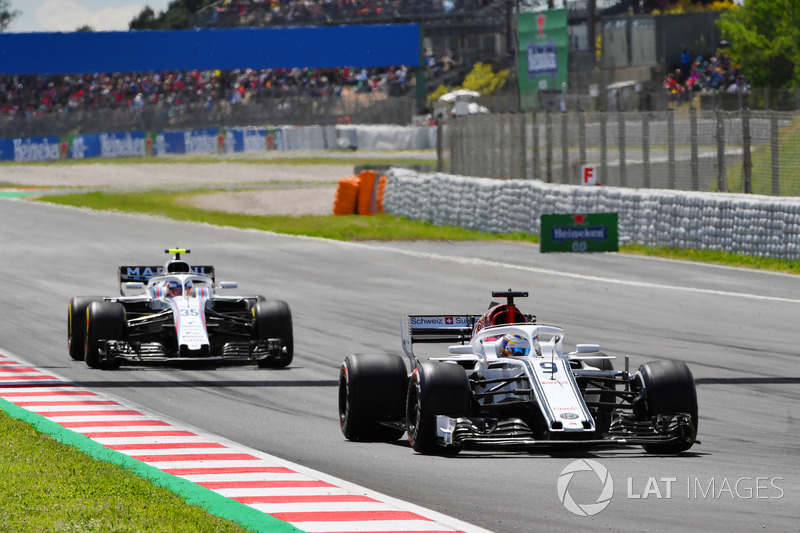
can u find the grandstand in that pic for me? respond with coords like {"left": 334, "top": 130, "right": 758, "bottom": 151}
{"left": 190, "top": 0, "right": 514, "bottom": 97}
{"left": 0, "top": 0, "right": 758, "bottom": 140}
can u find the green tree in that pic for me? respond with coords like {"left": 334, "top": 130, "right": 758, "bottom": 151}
{"left": 129, "top": 0, "right": 217, "bottom": 30}
{"left": 129, "top": 6, "right": 158, "bottom": 30}
{"left": 717, "top": 0, "right": 800, "bottom": 88}
{"left": 460, "top": 62, "right": 509, "bottom": 96}
{"left": 0, "top": 0, "right": 19, "bottom": 31}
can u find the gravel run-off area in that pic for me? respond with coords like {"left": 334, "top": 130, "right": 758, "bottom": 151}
{"left": 1, "top": 161, "right": 360, "bottom": 216}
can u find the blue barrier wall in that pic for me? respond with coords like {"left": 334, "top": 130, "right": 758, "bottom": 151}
{"left": 0, "top": 126, "right": 292, "bottom": 161}
{"left": 0, "top": 25, "right": 421, "bottom": 74}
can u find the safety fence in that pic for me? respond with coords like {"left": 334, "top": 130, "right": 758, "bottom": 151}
{"left": 0, "top": 94, "right": 415, "bottom": 140}
{"left": 383, "top": 168, "right": 800, "bottom": 260}
{"left": 445, "top": 109, "right": 800, "bottom": 197}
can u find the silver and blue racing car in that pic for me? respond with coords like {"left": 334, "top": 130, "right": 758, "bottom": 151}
{"left": 339, "top": 290, "right": 698, "bottom": 455}
{"left": 68, "top": 249, "right": 293, "bottom": 370}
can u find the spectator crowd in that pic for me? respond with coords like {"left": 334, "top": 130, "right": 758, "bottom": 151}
{"left": 662, "top": 47, "right": 749, "bottom": 103}
{"left": 0, "top": 0, "right": 481, "bottom": 118}
{"left": 0, "top": 64, "right": 417, "bottom": 117}
{"left": 193, "top": 0, "right": 496, "bottom": 27}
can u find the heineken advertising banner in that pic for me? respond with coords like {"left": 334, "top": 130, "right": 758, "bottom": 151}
{"left": 540, "top": 213, "right": 619, "bottom": 253}
{"left": 517, "top": 9, "right": 569, "bottom": 109}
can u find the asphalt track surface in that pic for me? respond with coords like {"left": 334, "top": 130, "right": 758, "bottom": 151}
{"left": 1, "top": 198, "right": 799, "bottom": 533}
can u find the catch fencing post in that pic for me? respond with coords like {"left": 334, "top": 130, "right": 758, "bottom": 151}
{"left": 498, "top": 114, "right": 506, "bottom": 178}
{"left": 716, "top": 109, "right": 726, "bottom": 192}
{"left": 561, "top": 112, "right": 569, "bottom": 183}
{"left": 519, "top": 113, "right": 527, "bottom": 179}
{"left": 579, "top": 110, "right": 586, "bottom": 167}
{"left": 546, "top": 112, "right": 554, "bottom": 183}
{"left": 532, "top": 112, "right": 541, "bottom": 182}
{"left": 690, "top": 107, "right": 699, "bottom": 190}
{"left": 642, "top": 112, "right": 650, "bottom": 188}
{"left": 668, "top": 110, "right": 676, "bottom": 189}
{"left": 618, "top": 112, "right": 626, "bottom": 187}
{"left": 436, "top": 122, "right": 443, "bottom": 172}
{"left": 743, "top": 107, "right": 752, "bottom": 194}
{"left": 771, "top": 111, "right": 780, "bottom": 196}
{"left": 600, "top": 112, "right": 607, "bottom": 186}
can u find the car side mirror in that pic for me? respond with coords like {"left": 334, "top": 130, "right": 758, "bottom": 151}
{"left": 218, "top": 281, "right": 238, "bottom": 289}
{"left": 448, "top": 345, "right": 474, "bottom": 355}
{"left": 576, "top": 344, "right": 601, "bottom": 353}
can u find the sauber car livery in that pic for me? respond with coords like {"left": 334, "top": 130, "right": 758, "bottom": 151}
{"left": 339, "top": 289, "right": 698, "bottom": 455}
{"left": 68, "top": 249, "right": 293, "bottom": 370}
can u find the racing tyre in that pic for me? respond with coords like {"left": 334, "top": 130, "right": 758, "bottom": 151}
{"left": 406, "top": 362, "right": 471, "bottom": 455}
{"left": 339, "top": 354, "right": 407, "bottom": 442}
{"left": 68, "top": 296, "right": 102, "bottom": 361}
{"left": 634, "top": 360, "right": 698, "bottom": 454}
{"left": 254, "top": 300, "right": 293, "bottom": 368}
{"left": 84, "top": 301, "right": 126, "bottom": 370}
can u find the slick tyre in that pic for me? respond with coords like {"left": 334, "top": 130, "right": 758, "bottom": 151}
{"left": 84, "top": 301, "right": 125, "bottom": 370}
{"left": 339, "top": 354, "right": 407, "bottom": 442}
{"left": 68, "top": 296, "right": 101, "bottom": 361}
{"left": 634, "top": 360, "right": 698, "bottom": 454}
{"left": 254, "top": 300, "right": 293, "bottom": 368}
{"left": 406, "top": 362, "right": 471, "bottom": 455}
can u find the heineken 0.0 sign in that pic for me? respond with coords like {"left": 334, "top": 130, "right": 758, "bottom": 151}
{"left": 540, "top": 213, "right": 618, "bottom": 253}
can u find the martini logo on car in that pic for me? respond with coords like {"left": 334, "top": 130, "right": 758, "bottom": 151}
{"left": 125, "top": 266, "right": 163, "bottom": 277}
{"left": 560, "top": 412, "right": 579, "bottom": 420}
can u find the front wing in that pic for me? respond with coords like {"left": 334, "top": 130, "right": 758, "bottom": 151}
{"left": 435, "top": 413, "right": 697, "bottom": 450}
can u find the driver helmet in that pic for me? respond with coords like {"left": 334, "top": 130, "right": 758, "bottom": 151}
{"left": 500, "top": 334, "right": 530, "bottom": 357}
{"left": 184, "top": 280, "right": 193, "bottom": 295}
{"left": 166, "top": 280, "right": 182, "bottom": 297}
{"left": 500, "top": 334, "right": 541, "bottom": 357}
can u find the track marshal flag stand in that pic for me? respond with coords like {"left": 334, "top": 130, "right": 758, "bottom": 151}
{"left": 540, "top": 213, "right": 619, "bottom": 253}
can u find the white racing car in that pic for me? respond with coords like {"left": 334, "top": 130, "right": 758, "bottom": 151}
{"left": 68, "top": 249, "right": 293, "bottom": 370}
{"left": 339, "top": 290, "right": 698, "bottom": 455}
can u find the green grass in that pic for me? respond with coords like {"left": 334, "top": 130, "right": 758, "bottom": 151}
{"left": 0, "top": 410, "right": 251, "bottom": 533}
{"left": 621, "top": 243, "right": 800, "bottom": 275}
{"left": 40, "top": 189, "right": 539, "bottom": 243}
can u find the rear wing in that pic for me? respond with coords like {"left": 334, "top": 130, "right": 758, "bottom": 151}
{"left": 118, "top": 265, "right": 215, "bottom": 293}
{"left": 401, "top": 313, "right": 536, "bottom": 361}
{"left": 402, "top": 315, "right": 479, "bottom": 360}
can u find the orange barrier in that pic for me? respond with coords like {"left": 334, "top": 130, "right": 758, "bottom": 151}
{"left": 377, "top": 175, "right": 387, "bottom": 213}
{"left": 332, "top": 170, "right": 388, "bottom": 215}
{"left": 356, "top": 170, "right": 376, "bottom": 215}
{"left": 332, "top": 175, "right": 359, "bottom": 215}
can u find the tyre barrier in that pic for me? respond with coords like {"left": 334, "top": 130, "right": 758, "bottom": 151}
{"left": 332, "top": 175, "right": 360, "bottom": 215}
{"left": 383, "top": 168, "right": 800, "bottom": 260}
{"left": 332, "top": 170, "right": 387, "bottom": 215}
